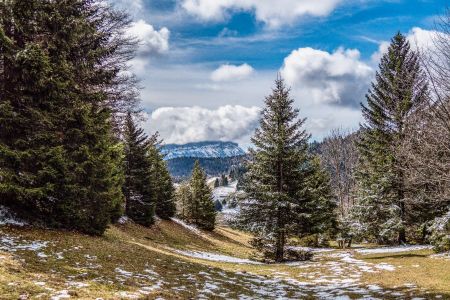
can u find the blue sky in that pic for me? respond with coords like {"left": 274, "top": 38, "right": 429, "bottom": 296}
{"left": 111, "top": 0, "right": 447, "bottom": 147}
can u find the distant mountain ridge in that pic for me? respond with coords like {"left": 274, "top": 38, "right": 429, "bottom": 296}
{"left": 161, "top": 141, "right": 245, "bottom": 160}
{"left": 160, "top": 141, "right": 246, "bottom": 180}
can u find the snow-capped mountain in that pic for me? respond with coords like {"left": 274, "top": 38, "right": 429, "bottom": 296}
{"left": 161, "top": 141, "right": 245, "bottom": 160}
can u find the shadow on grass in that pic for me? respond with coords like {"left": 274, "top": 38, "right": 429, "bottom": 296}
{"left": 362, "top": 252, "right": 430, "bottom": 260}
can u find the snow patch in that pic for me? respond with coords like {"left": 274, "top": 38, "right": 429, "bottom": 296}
{"left": 288, "top": 246, "right": 335, "bottom": 253}
{"left": 117, "top": 216, "right": 130, "bottom": 224}
{"left": 0, "top": 205, "right": 27, "bottom": 226}
{"left": 170, "top": 218, "right": 202, "bottom": 235}
{"left": 356, "top": 245, "right": 432, "bottom": 255}
{"left": 173, "top": 249, "right": 262, "bottom": 264}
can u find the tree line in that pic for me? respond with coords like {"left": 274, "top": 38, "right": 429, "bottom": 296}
{"left": 0, "top": 0, "right": 175, "bottom": 235}
{"left": 319, "top": 21, "right": 450, "bottom": 252}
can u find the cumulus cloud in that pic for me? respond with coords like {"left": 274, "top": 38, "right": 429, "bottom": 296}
{"left": 371, "top": 27, "right": 438, "bottom": 64}
{"left": 125, "top": 20, "right": 170, "bottom": 74}
{"left": 127, "top": 20, "right": 170, "bottom": 55}
{"left": 280, "top": 47, "right": 374, "bottom": 107}
{"left": 181, "top": 0, "right": 343, "bottom": 27}
{"left": 211, "top": 63, "right": 254, "bottom": 82}
{"left": 145, "top": 105, "right": 260, "bottom": 145}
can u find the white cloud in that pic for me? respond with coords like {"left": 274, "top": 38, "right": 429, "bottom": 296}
{"left": 280, "top": 47, "right": 374, "bottom": 107}
{"left": 145, "top": 105, "right": 260, "bottom": 145}
{"left": 211, "top": 63, "right": 254, "bottom": 82}
{"left": 181, "top": 0, "right": 343, "bottom": 27}
{"left": 371, "top": 27, "right": 438, "bottom": 64}
{"left": 125, "top": 20, "right": 170, "bottom": 74}
{"left": 127, "top": 20, "right": 170, "bottom": 55}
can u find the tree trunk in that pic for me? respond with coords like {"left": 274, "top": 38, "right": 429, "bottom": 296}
{"left": 398, "top": 184, "right": 407, "bottom": 245}
{"left": 275, "top": 228, "right": 285, "bottom": 262}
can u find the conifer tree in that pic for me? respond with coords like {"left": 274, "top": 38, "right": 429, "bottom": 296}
{"left": 353, "top": 33, "right": 428, "bottom": 244}
{"left": 176, "top": 182, "right": 192, "bottom": 220}
{"left": 189, "top": 161, "right": 216, "bottom": 230}
{"left": 239, "top": 77, "right": 336, "bottom": 262}
{"left": 0, "top": 0, "right": 135, "bottom": 234}
{"left": 150, "top": 146, "right": 176, "bottom": 219}
{"left": 214, "top": 178, "right": 220, "bottom": 188}
{"left": 123, "top": 113, "right": 154, "bottom": 226}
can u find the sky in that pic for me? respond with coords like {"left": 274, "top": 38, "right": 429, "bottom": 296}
{"left": 110, "top": 0, "right": 448, "bottom": 148}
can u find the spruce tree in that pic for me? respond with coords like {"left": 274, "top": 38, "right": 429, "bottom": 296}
{"left": 189, "top": 160, "right": 216, "bottom": 230}
{"left": 122, "top": 113, "right": 154, "bottom": 226}
{"left": 214, "top": 178, "right": 220, "bottom": 188}
{"left": 150, "top": 145, "right": 176, "bottom": 220}
{"left": 0, "top": 0, "right": 135, "bottom": 234}
{"left": 353, "top": 33, "right": 428, "bottom": 244}
{"left": 239, "top": 77, "right": 336, "bottom": 262}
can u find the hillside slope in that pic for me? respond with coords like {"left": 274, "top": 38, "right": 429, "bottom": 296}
{"left": 0, "top": 221, "right": 449, "bottom": 299}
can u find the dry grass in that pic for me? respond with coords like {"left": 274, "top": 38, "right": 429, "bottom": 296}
{"left": 0, "top": 221, "right": 449, "bottom": 299}
{"left": 358, "top": 250, "right": 450, "bottom": 294}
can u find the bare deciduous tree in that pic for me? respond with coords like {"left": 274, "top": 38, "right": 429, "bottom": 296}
{"left": 320, "top": 129, "right": 358, "bottom": 219}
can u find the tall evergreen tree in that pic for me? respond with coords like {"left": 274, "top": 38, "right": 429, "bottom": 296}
{"left": 188, "top": 161, "right": 216, "bottom": 230}
{"left": 122, "top": 113, "right": 154, "bottom": 226}
{"left": 0, "top": 0, "right": 135, "bottom": 234}
{"left": 150, "top": 145, "right": 176, "bottom": 219}
{"left": 353, "top": 33, "right": 428, "bottom": 244}
{"left": 239, "top": 77, "right": 336, "bottom": 262}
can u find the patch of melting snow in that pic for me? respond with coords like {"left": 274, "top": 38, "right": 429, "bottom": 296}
{"left": 115, "top": 267, "right": 133, "bottom": 277}
{"left": 375, "top": 263, "right": 396, "bottom": 271}
{"left": 170, "top": 218, "right": 203, "bottom": 235}
{"left": 430, "top": 252, "right": 450, "bottom": 260}
{"left": 117, "top": 216, "right": 130, "bottom": 224}
{"left": 356, "top": 245, "right": 432, "bottom": 254}
{"left": 288, "top": 246, "right": 335, "bottom": 253}
{"left": 66, "top": 281, "right": 89, "bottom": 288}
{"left": 173, "top": 249, "right": 262, "bottom": 264}
{"left": 139, "top": 280, "right": 164, "bottom": 294}
{"left": 0, "top": 235, "right": 49, "bottom": 253}
{"left": 51, "top": 290, "right": 70, "bottom": 300}
{"left": 0, "top": 205, "right": 27, "bottom": 226}
{"left": 115, "top": 291, "right": 140, "bottom": 299}
{"left": 330, "top": 252, "right": 396, "bottom": 273}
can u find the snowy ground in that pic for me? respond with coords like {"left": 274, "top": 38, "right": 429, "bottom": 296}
{"left": 0, "top": 211, "right": 447, "bottom": 299}
{"left": 171, "top": 249, "right": 262, "bottom": 264}
{"left": 212, "top": 180, "right": 238, "bottom": 202}
{"left": 0, "top": 228, "right": 446, "bottom": 299}
{"left": 356, "top": 245, "right": 433, "bottom": 255}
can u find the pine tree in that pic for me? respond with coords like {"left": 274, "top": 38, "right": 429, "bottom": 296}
{"left": 189, "top": 161, "right": 216, "bottom": 230}
{"left": 221, "top": 174, "right": 229, "bottom": 186}
{"left": 353, "top": 33, "right": 428, "bottom": 244}
{"left": 239, "top": 77, "right": 336, "bottom": 262}
{"left": 122, "top": 113, "right": 154, "bottom": 226}
{"left": 150, "top": 145, "right": 176, "bottom": 220}
{"left": 214, "top": 178, "right": 220, "bottom": 188}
